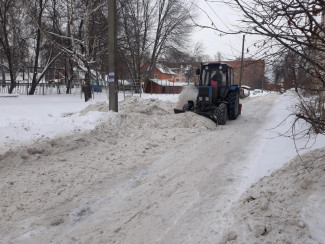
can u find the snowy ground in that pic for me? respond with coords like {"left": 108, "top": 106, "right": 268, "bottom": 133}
{"left": 0, "top": 90, "right": 324, "bottom": 244}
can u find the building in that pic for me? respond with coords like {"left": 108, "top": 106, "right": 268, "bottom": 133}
{"left": 140, "top": 59, "right": 265, "bottom": 90}
{"left": 144, "top": 79, "right": 183, "bottom": 94}
{"left": 172, "top": 64, "right": 193, "bottom": 83}
{"left": 224, "top": 59, "right": 265, "bottom": 89}
{"left": 168, "top": 59, "right": 265, "bottom": 89}
{"left": 141, "top": 63, "right": 175, "bottom": 81}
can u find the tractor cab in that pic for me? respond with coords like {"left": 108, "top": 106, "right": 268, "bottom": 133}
{"left": 196, "top": 63, "right": 234, "bottom": 104}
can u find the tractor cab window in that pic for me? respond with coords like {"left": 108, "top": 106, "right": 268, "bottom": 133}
{"left": 220, "top": 72, "right": 226, "bottom": 86}
{"left": 228, "top": 69, "right": 232, "bottom": 85}
{"left": 201, "top": 69, "right": 209, "bottom": 86}
{"left": 210, "top": 70, "right": 217, "bottom": 80}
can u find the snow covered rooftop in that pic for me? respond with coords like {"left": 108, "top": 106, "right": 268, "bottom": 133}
{"left": 155, "top": 64, "right": 175, "bottom": 75}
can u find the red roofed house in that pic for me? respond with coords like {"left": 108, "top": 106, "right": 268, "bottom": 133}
{"left": 141, "top": 63, "right": 175, "bottom": 82}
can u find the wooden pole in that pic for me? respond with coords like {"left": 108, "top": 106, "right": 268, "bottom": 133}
{"left": 108, "top": 0, "right": 118, "bottom": 112}
{"left": 239, "top": 34, "right": 245, "bottom": 88}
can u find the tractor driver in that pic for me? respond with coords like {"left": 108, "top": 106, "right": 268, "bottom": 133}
{"left": 211, "top": 70, "right": 223, "bottom": 101}
{"left": 211, "top": 70, "right": 222, "bottom": 86}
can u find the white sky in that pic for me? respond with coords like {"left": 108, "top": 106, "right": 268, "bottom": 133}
{"left": 191, "top": 0, "right": 262, "bottom": 61}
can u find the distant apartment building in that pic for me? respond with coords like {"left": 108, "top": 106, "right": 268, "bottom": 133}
{"left": 224, "top": 59, "right": 265, "bottom": 89}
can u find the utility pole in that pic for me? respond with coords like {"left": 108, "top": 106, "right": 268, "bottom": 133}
{"left": 239, "top": 34, "right": 245, "bottom": 89}
{"left": 320, "top": 10, "right": 325, "bottom": 119}
{"left": 108, "top": 0, "right": 118, "bottom": 112}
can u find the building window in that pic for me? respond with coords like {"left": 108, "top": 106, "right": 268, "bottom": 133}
{"left": 176, "top": 79, "right": 179, "bottom": 82}
{"left": 153, "top": 74, "right": 158, "bottom": 79}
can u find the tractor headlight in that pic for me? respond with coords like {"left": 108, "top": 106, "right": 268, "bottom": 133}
{"left": 199, "top": 97, "right": 203, "bottom": 101}
{"left": 205, "top": 97, "right": 210, "bottom": 101}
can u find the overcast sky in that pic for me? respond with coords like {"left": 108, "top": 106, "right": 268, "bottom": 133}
{"left": 191, "top": 0, "right": 262, "bottom": 61}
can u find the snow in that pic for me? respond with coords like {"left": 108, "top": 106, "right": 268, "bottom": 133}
{"left": 0, "top": 90, "right": 324, "bottom": 243}
{"left": 0, "top": 93, "right": 111, "bottom": 151}
{"left": 155, "top": 63, "right": 176, "bottom": 75}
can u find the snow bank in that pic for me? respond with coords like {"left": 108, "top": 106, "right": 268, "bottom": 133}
{"left": 303, "top": 193, "right": 325, "bottom": 243}
{"left": 0, "top": 94, "right": 111, "bottom": 152}
{"left": 222, "top": 148, "right": 325, "bottom": 244}
{"left": 0, "top": 95, "right": 218, "bottom": 242}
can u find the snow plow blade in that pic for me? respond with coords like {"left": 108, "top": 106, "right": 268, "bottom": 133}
{"left": 195, "top": 111, "right": 218, "bottom": 124}
{"left": 174, "top": 108, "right": 218, "bottom": 125}
{"left": 174, "top": 108, "right": 185, "bottom": 114}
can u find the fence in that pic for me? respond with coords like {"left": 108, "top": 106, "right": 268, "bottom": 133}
{"left": 0, "top": 82, "right": 109, "bottom": 97}
{"left": 0, "top": 83, "right": 85, "bottom": 96}
{"left": 118, "top": 79, "right": 143, "bottom": 98}
{"left": 0, "top": 79, "right": 186, "bottom": 97}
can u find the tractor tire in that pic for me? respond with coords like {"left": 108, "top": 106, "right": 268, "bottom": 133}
{"left": 215, "top": 103, "right": 228, "bottom": 125}
{"left": 228, "top": 91, "right": 239, "bottom": 120}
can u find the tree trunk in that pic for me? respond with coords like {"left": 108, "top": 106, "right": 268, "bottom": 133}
{"left": 1, "top": 66, "right": 6, "bottom": 88}
{"left": 29, "top": 0, "right": 44, "bottom": 95}
{"left": 29, "top": 83, "right": 38, "bottom": 95}
{"left": 84, "top": 69, "right": 91, "bottom": 102}
{"left": 8, "top": 67, "right": 16, "bottom": 94}
{"left": 66, "top": 58, "right": 74, "bottom": 94}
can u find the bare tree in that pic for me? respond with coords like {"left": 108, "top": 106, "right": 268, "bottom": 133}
{"left": 273, "top": 51, "right": 307, "bottom": 92}
{"left": 117, "top": 0, "right": 152, "bottom": 84}
{"left": 28, "top": 0, "right": 45, "bottom": 95}
{"left": 20, "top": 0, "right": 108, "bottom": 100}
{"left": 225, "top": 0, "right": 325, "bottom": 134}
{"left": 0, "top": 0, "right": 28, "bottom": 93}
{"left": 146, "top": 0, "right": 195, "bottom": 77}
{"left": 118, "top": 0, "right": 195, "bottom": 86}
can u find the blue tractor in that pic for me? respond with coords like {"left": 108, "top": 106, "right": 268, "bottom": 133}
{"left": 174, "top": 62, "right": 241, "bottom": 125}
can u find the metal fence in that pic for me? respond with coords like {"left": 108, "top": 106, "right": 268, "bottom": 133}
{"left": 0, "top": 79, "right": 183, "bottom": 98}
{"left": 118, "top": 79, "right": 143, "bottom": 98}
{"left": 0, "top": 83, "right": 109, "bottom": 96}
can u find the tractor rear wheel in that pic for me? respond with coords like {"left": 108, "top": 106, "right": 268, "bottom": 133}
{"left": 215, "top": 103, "right": 227, "bottom": 125}
{"left": 228, "top": 91, "right": 239, "bottom": 120}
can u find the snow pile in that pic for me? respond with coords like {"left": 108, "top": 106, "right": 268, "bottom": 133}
{"left": 117, "top": 96, "right": 216, "bottom": 130}
{"left": 80, "top": 101, "right": 110, "bottom": 115}
{"left": 222, "top": 148, "right": 325, "bottom": 244}
{"left": 303, "top": 192, "right": 325, "bottom": 243}
{"left": 0, "top": 95, "right": 219, "bottom": 243}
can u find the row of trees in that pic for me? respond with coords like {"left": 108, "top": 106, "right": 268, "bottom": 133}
{"left": 0, "top": 0, "right": 204, "bottom": 96}
{"left": 235, "top": 0, "right": 325, "bottom": 134}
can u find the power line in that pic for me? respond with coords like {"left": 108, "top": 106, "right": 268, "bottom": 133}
{"left": 204, "top": 0, "right": 233, "bottom": 32}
